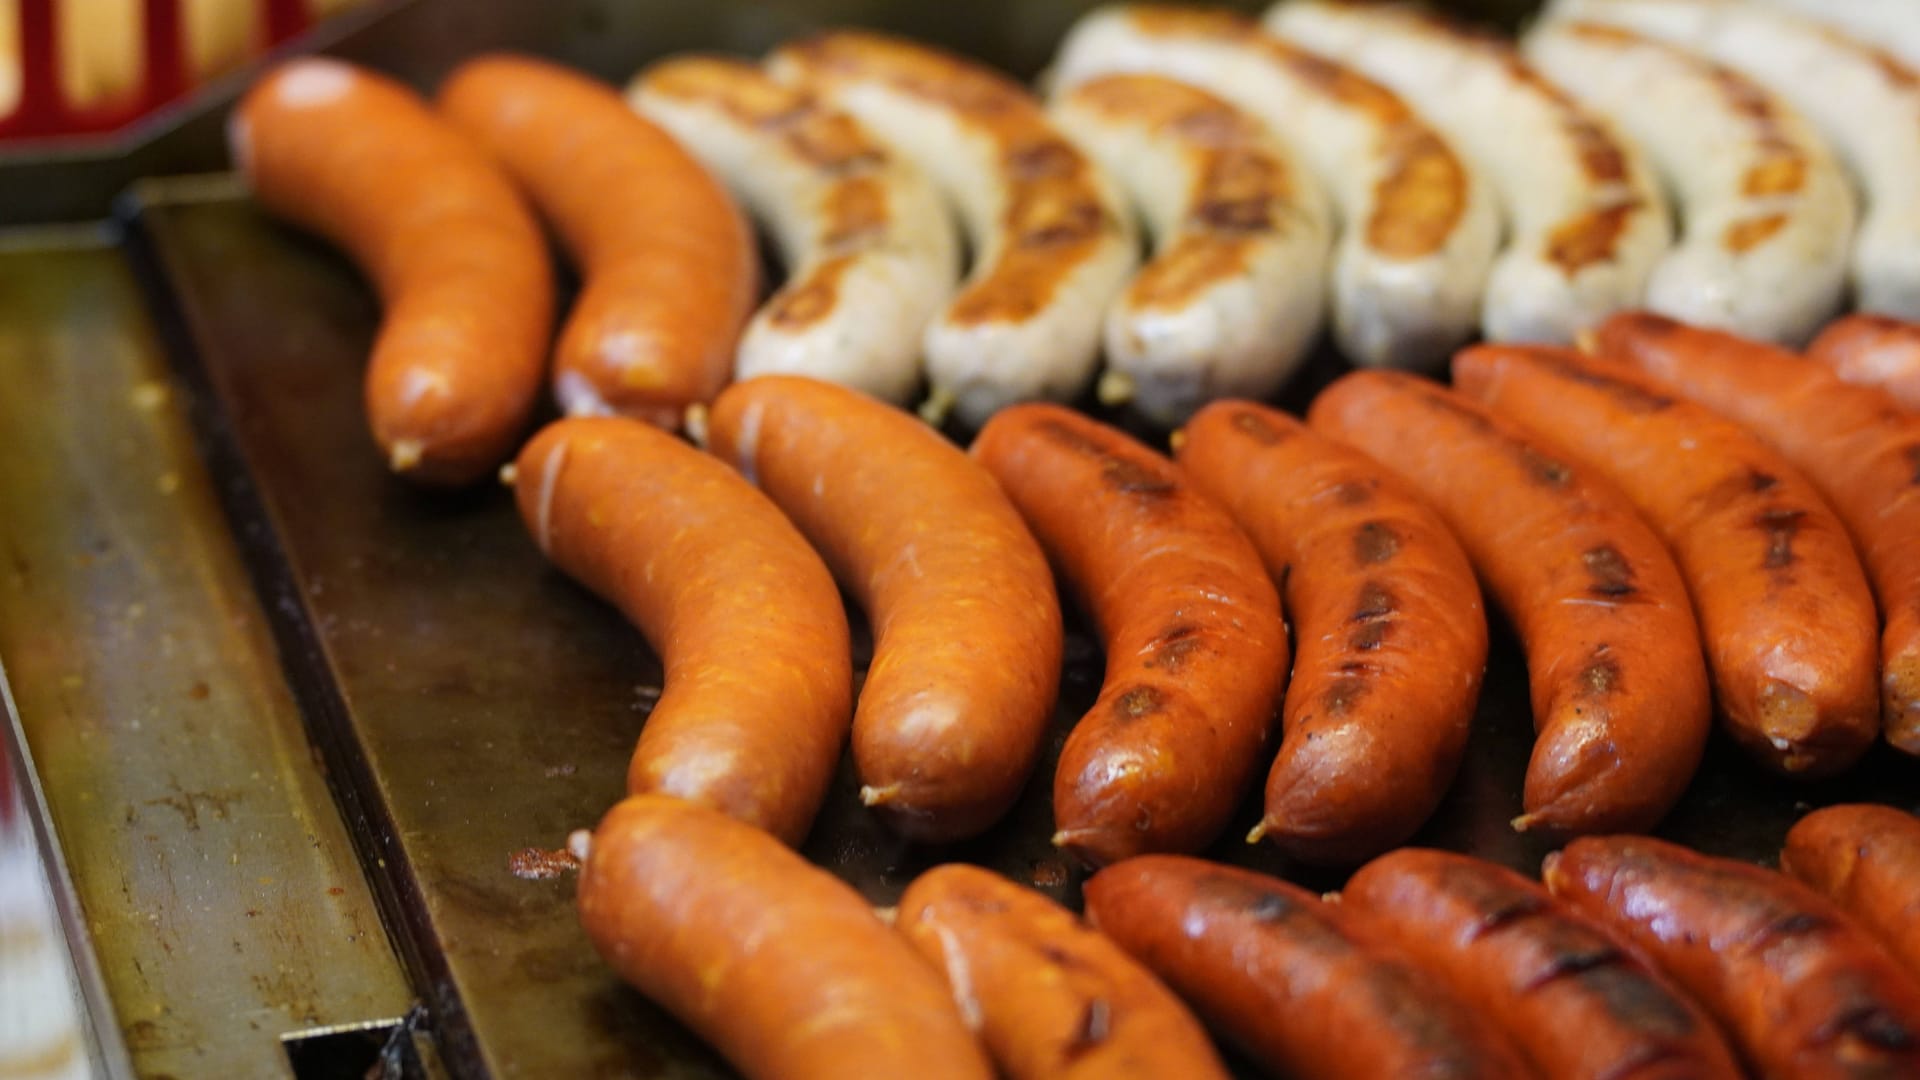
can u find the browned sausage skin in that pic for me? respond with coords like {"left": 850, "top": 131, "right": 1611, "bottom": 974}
{"left": 1175, "top": 400, "right": 1486, "bottom": 863}
{"left": 1783, "top": 803, "right": 1920, "bottom": 977}
{"left": 1547, "top": 834, "right": 1920, "bottom": 1079}
{"left": 971, "top": 404, "right": 1287, "bottom": 866}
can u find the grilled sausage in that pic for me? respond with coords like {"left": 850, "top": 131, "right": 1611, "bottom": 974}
{"left": 704, "top": 376, "right": 1060, "bottom": 843}
{"left": 1809, "top": 313, "right": 1920, "bottom": 411}
{"left": 1782, "top": 803, "right": 1920, "bottom": 977}
{"left": 576, "top": 795, "right": 993, "bottom": 1080}
{"left": 767, "top": 31, "right": 1137, "bottom": 427}
{"left": 1267, "top": 0, "right": 1673, "bottom": 345}
{"left": 1455, "top": 343, "right": 1880, "bottom": 775}
{"left": 1175, "top": 401, "right": 1486, "bottom": 863}
{"left": 627, "top": 56, "right": 956, "bottom": 403}
{"left": 1308, "top": 371, "right": 1711, "bottom": 835}
{"left": 1341, "top": 847, "right": 1744, "bottom": 1079}
{"left": 229, "top": 57, "right": 553, "bottom": 486}
{"left": 438, "top": 53, "right": 757, "bottom": 427}
{"left": 512, "top": 417, "right": 850, "bottom": 845}
{"left": 1751, "top": 0, "right": 1920, "bottom": 73}
{"left": 1546, "top": 0, "right": 1920, "bottom": 320}
{"left": 970, "top": 404, "right": 1287, "bottom": 866}
{"left": 1521, "top": 20, "right": 1854, "bottom": 345}
{"left": 1083, "top": 855, "right": 1532, "bottom": 1078}
{"left": 895, "top": 862, "right": 1229, "bottom": 1079}
{"left": 1047, "top": 74, "right": 1333, "bottom": 425}
{"left": 1049, "top": 4, "right": 1500, "bottom": 369}
{"left": 1593, "top": 311, "right": 1920, "bottom": 755}
{"left": 1546, "top": 833, "right": 1920, "bottom": 1079}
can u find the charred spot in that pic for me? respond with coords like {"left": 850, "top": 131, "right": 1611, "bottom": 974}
{"left": 784, "top": 117, "right": 887, "bottom": 174}
{"left": 1353, "top": 522, "right": 1401, "bottom": 565}
{"left": 1144, "top": 624, "right": 1205, "bottom": 672}
{"left": 1005, "top": 139, "right": 1080, "bottom": 181}
{"left": 1191, "top": 194, "right": 1272, "bottom": 233}
{"left": 1724, "top": 213, "right": 1789, "bottom": 254}
{"left": 1037, "top": 943, "right": 1085, "bottom": 970}
{"left": 1348, "top": 620, "right": 1389, "bottom": 652}
{"left": 1246, "top": 890, "right": 1299, "bottom": 923}
{"left": 1815, "top": 1004, "right": 1919, "bottom": 1052}
{"left": 1521, "top": 446, "right": 1573, "bottom": 488}
{"left": 1229, "top": 409, "right": 1289, "bottom": 446}
{"left": 1578, "top": 653, "right": 1622, "bottom": 701}
{"left": 1112, "top": 685, "right": 1167, "bottom": 721}
{"left": 1014, "top": 201, "right": 1107, "bottom": 249}
{"left": 1367, "top": 127, "right": 1468, "bottom": 259}
{"left": 1754, "top": 910, "right": 1829, "bottom": 947}
{"left": 1323, "top": 675, "right": 1369, "bottom": 717}
{"left": 1063, "top": 998, "right": 1113, "bottom": 1058}
{"left": 1755, "top": 508, "right": 1805, "bottom": 571}
{"left": 1034, "top": 420, "right": 1178, "bottom": 500}
{"left": 1565, "top": 119, "right": 1628, "bottom": 185}
{"left": 1749, "top": 469, "right": 1779, "bottom": 493}
{"left": 1351, "top": 582, "right": 1394, "bottom": 622}
{"left": 1546, "top": 200, "right": 1641, "bottom": 274}
{"left": 1522, "top": 946, "right": 1624, "bottom": 991}
{"left": 1905, "top": 444, "right": 1920, "bottom": 486}
{"left": 1583, "top": 546, "right": 1638, "bottom": 599}
{"left": 1332, "top": 480, "right": 1373, "bottom": 506}
{"left": 1524, "top": 348, "right": 1671, "bottom": 411}
{"left": 1469, "top": 895, "right": 1548, "bottom": 941}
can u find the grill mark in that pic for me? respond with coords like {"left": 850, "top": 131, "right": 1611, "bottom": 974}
{"left": 1112, "top": 685, "right": 1167, "bottom": 721}
{"left": 1124, "top": 235, "right": 1258, "bottom": 313}
{"left": 1547, "top": 201, "right": 1642, "bottom": 274}
{"left": 1143, "top": 623, "right": 1205, "bottom": 673}
{"left": 1520, "top": 946, "right": 1623, "bottom": 992}
{"left": 1353, "top": 522, "right": 1401, "bottom": 565}
{"left": 1411, "top": 384, "right": 1574, "bottom": 486}
{"left": 1470, "top": 896, "right": 1549, "bottom": 941}
{"left": 1323, "top": 675, "right": 1368, "bottom": 717}
{"left": 1578, "top": 652, "right": 1622, "bottom": 702}
{"left": 1229, "top": 408, "right": 1289, "bottom": 446}
{"left": 1749, "top": 910, "right": 1829, "bottom": 951}
{"left": 1063, "top": 998, "right": 1113, "bottom": 1058}
{"left": 1333, "top": 480, "right": 1373, "bottom": 506}
{"left": 1724, "top": 213, "right": 1789, "bottom": 254}
{"left": 1756, "top": 508, "right": 1805, "bottom": 571}
{"left": 1584, "top": 545, "right": 1638, "bottom": 599}
{"left": 765, "top": 255, "right": 857, "bottom": 330}
{"left": 1034, "top": 420, "right": 1179, "bottom": 499}
{"left": 1520, "top": 347, "right": 1672, "bottom": 411}
{"left": 1351, "top": 582, "right": 1394, "bottom": 621}
{"left": 1349, "top": 620, "right": 1389, "bottom": 652}
{"left": 1006, "top": 139, "right": 1079, "bottom": 181}
{"left": 1811, "top": 1003, "right": 1919, "bottom": 1052}
{"left": 816, "top": 177, "right": 891, "bottom": 251}
{"left": 1750, "top": 469, "right": 1779, "bottom": 493}
{"left": 1905, "top": 444, "right": 1920, "bottom": 486}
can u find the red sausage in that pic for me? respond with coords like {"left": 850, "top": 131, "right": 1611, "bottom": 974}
{"left": 1809, "top": 313, "right": 1920, "bottom": 411}
{"left": 1175, "top": 400, "right": 1486, "bottom": 864}
{"left": 1083, "top": 855, "right": 1533, "bottom": 1078}
{"left": 705, "top": 376, "right": 1061, "bottom": 843}
{"left": 1783, "top": 804, "right": 1920, "bottom": 977}
{"left": 512, "top": 417, "right": 850, "bottom": 845}
{"left": 576, "top": 795, "right": 993, "bottom": 1080}
{"left": 1547, "top": 834, "right": 1920, "bottom": 1079}
{"left": 230, "top": 57, "right": 553, "bottom": 485}
{"left": 971, "top": 404, "right": 1287, "bottom": 866}
{"left": 439, "top": 54, "right": 757, "bottom": 427}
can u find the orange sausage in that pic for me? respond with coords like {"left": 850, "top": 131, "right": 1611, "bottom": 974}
{"left": 511, "top": 417, "right": 849, "bottom": 845}
{"left": 230, "top": 57, "right": 553, "bottom": 486}
{"left": 576, "top": 795, "right": 993, "bottom": 1080}
{"left": 1546, "top": 834, "right": 1920, "bottom": 1079}
{"left": 1594, "top": 311, "right": 1920, "bottom": 755}
{"left": 1083, "top": 855, "right": 1532, "bottom": 1078}
{"left": 1783, "top": 804, "right": 1920, "bottom": 976}
{"left": 705, "top": 377, "right": 1061, "bottom": 843}
{"left": 1809, "top": 314, "right": 1920, "bottom": 412}
{"left": 1308, "top": 371, "right": 1711, "bottom": 835}
{"left": 895, "top": 863, "right": 1229, "bottom": 1079}
{"left": 970, "top": 404, "right": 1286, "bottom": 866}
{"left": 1174, "top": 400, "right": 1486, "bottom": 864}
{"left": 438, "top": 54, "right": 756, "bottom": 428}
{"left": 1341, "top": 847, "right": 1743, "bottom": 1079}
{"left": 1455, "top": 343, "right": 1880, "bottom": 776}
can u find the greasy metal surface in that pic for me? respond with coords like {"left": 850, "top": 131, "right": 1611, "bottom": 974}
{"left": 130, "top": 170, "right": 1920, "bottom": 1079}
{"left": 0, "top": 235, "right": 411, "bottom": 1077}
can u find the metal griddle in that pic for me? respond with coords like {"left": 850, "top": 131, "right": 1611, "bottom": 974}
{"left": 3, "top": 1, "right": 1917, "bottom": 1077}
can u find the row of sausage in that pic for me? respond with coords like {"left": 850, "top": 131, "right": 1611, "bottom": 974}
{"left": 573, "top": 794, "right": 1920, "bottom": 1079}
{"left": 230, "top": 0, "right": 1920, "bottom": 489}
{"left": 502, "top": 305, "right": 1920, "bottom": 870}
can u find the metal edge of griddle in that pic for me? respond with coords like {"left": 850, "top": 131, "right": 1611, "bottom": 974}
{"left": 0, "top": 659, "right": 139, "bottom": 1080}
{"left": 113, "top": 185, "right": 485, "bottom": 1078}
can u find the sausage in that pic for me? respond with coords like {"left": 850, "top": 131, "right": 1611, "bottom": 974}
{"left": 228, "top": 58, "right": 553, "bottom": 486}
{"left": 1520, "top": 20, "right": 1855, "bottom": 345}
{"left": 1782, "top": 803, "right": 1920, "bottom": 976}
{"left": 1547, "top": 0, "right": 1920, "bottom": 320}
{"left": 1545, "top": 833, "right": 1920, "bottom": 1079}
{"left": 894, "top": 863, "right": 1229, "bottom": 1079}
{"left": 1174, "top": 401, "right": 1487, "bottom": 863}
{"left": 512, "top": 417, "right": 850, "bottom": 845}
{"left": 1809, "top": 313, "right": 1920, "bottom": 411}
{"left": 1083, "top": 855, "right": 1533, "bottom": 1078}
{"left": 1267, "top": 0, "right": 1673, "bottom": 345}
{"left": 1308, "top": 370, "right": 1711, "bottom": 834}
{"left": 766, "top": 31, "right": 1137, "bottom": 427}
{"left": 438, "top": 54, "right": 757, "bottom": 427}
{"left": 626, "top": 56, "right": 957, "bottom": 404}
{"left": 1046, "top": 74, "right": 1333, "bottom": 425}
{"left": 1049, "top": 4, "right": 1499, "bottom": 370}
{"left": 704, "top": 376, "right": 1061, "bottom": 843}
{"left": 1592, "top": 311, "right": 1920, "bottom": 756}
{"left": 1454, "top": 343, "right": 1881, "bottom": 776}
{"left": 969, "top": 404, "right": 1287, "bottom": 866}
{"left": 575, "top": 795, "right": 993, "bottom": 1080}
{"left": 1341, "top": 847, "right": 1744, "bottom": 1079}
